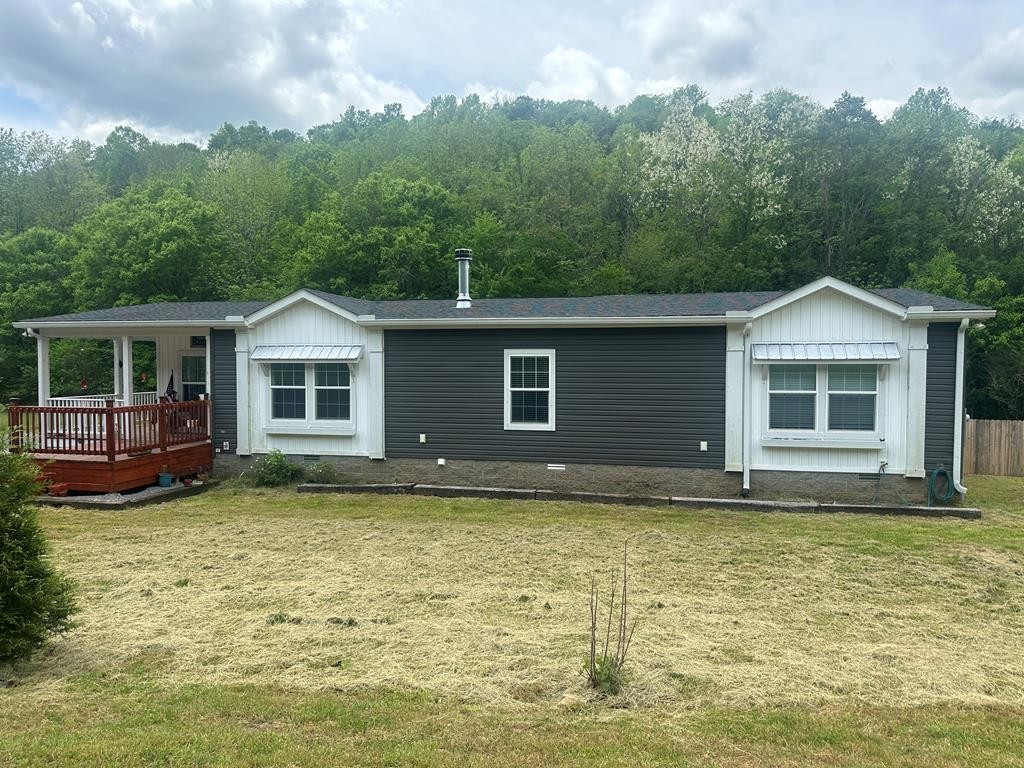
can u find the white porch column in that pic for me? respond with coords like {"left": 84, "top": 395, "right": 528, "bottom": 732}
{"left": 903, "top": 322, "right": 928, "bottom": 478}
{"left": 234, "top": 329, "right": 251, "bottom": 455}
{"left": 36, "top": 334, "right": 50, "bottom": 405}
{"left": 112, "top": 338, "right": 122, "bottom": 399}
{"left": 120, "top": 336, "right": 133, "bottom": 406}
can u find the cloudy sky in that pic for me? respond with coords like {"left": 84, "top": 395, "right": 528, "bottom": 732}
{"left": 1, "top": 0, "right": 1022, "bottom": 144}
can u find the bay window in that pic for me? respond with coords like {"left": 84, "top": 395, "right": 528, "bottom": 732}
{"left": 767, "top": 363, "right": 880, "bottom": 435}
{"left": 270, "top": 362, "right": 352, "bottom": 423}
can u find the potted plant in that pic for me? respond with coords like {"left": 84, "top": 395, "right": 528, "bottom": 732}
{"left": 157, "top": 465, "right": 173, "bottom": 488}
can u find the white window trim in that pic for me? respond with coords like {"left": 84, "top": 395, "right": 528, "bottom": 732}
{"left": 763, "top": 363, "right": 884, "bottom": 445}
{"left": 826, "top": 366, "right": 878, "bottom": 434}
{"left": 766, "top": 364, "right": 817, "bottom": 432}
{"left": 313, "top": 363, "right": 352, "bottom": 422}
{"left": 504, "top": 349, "right": 556, "bottom": 431}
{"left": 265, "top": 361, "right": 356, "bottom": 435}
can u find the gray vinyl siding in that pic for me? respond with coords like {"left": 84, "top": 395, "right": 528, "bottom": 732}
{"left": 209, "top": 328, "right": 237, "bottom": 451}
{"left": 384, "top": 327, "right": 726, "bottom": 468}
{"left": 924, "top": 322, "right": 957, "bottom": 472}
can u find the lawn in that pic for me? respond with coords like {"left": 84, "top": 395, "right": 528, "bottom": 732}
{"left": 2, "top": 477, "right": 1023, "bottom": 766}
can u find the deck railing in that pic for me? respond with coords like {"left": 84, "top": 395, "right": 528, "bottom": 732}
{"left": 7, "top": 399, "right": 211, "bottom": 459}
{"left": 47, "top": 391, "right": 159, "bottom": 408}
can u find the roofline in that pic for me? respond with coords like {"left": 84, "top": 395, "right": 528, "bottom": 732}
{"left": 243, "top": 289, "right": 362, "bottom": 326}
{"left": 12, "top": 319, "right": 248, "bottom": 331}
{"left": 749, "top": 276, "right": 909, "bottom": 319}
{"left": 359, "top": 315, "right": 739, "bottom": 328}
{"left": 905, "top": 308, "right": 996, "bottom": 321}
{"left": 13, "top": 307, "right": 995, "bottom": 333}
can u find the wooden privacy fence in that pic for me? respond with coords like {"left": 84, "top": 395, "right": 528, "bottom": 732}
{"left": 964, "top": 419, "right": 1024, "bottom": 477}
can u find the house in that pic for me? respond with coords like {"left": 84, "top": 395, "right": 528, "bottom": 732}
{"left": 9, "top": 250, "right": 995, "bottom": 502}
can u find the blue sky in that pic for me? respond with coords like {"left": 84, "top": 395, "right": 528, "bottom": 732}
{"left": 1, "top": 0, "right": 1022, "bottom": 145}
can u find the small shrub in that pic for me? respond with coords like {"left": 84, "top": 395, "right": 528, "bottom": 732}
{"left": 305, "top": 462, "right": 339, "bottom": 484}
{"left": 584, "top": 540, "right": 639, "bottom": 697}
{"left": 0, "top": 434, "right": 77, "bottom": 664}
{"left": 244, "top": 451, "right": 304, "bottom": 487}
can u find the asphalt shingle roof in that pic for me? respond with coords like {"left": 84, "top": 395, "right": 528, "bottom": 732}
{"left": 19, "top": 300, "right": 271, "bottom": 324}
{"left": 18, "top": 286, "right": 988, "bottom": 325}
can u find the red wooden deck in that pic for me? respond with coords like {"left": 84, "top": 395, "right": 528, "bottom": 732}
{"left": 8, "top": 399, "right": 214, "bottom": 493}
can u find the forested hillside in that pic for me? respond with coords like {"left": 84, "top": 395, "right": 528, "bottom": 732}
{"left": 2, "top": 86, "right": 1023, "bottom": 417}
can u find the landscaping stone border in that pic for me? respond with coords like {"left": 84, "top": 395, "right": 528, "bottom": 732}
{"left": 35, "top": 482, "right": 211, "bottom": 510}
{"left": 296, "top": 483, "right": 981, "bottom": 518}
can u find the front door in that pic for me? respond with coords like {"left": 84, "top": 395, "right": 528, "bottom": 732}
{"left": 180, "top": 355, "right": 207, "bottom": 401}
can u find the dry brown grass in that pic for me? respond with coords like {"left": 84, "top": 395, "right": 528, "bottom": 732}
{"left": 21, "top": 477, "right": 1024, "bottom": 713}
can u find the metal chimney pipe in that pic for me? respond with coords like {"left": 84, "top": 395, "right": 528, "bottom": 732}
{"left": 455, "top": 248, "right": 472, "bottom": 309}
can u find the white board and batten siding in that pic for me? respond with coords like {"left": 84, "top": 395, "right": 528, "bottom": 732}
{"left": 244, "top": 300, "right": 385, "bottom": 458}
{"left": 747, "top": 287, "right": 917, "bottom": 475}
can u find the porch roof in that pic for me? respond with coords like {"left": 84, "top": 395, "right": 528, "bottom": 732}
{"left": 15, "top": 300, "right": 270, "bottom": 327}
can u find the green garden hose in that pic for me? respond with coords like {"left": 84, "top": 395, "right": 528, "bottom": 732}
{"left": 927, "top": 466, "right": 955, "bottom": 507}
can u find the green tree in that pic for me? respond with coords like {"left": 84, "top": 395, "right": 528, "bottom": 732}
{"left": 67, "top": 185, "right": 224, "bottom": 309}
{"left": 0, "top": 438, "right": 77, "bottom": 664}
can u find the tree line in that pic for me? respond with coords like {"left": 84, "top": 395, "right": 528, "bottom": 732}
{"left": 1, "top": 86, "right": 1023, "bottom": 418}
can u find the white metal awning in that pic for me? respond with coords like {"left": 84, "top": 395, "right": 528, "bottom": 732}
{"left": 250, "top": 344, "right": 364, "bottom": 362}
{"left": 752, "top": 341, "right": 901, "bottom": 362}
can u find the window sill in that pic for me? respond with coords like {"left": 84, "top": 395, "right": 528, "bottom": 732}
{"left": 265, "top": 423, "right": 356, "bottom": 437}
{"left": 760, "top": 436, "right": 883, "bottom": 450}
{"left": 503, "top": 423, "right": 556, "bottom": 432}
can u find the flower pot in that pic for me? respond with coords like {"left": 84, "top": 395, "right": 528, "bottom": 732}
{"left": 182, "top": 478, "right": 193, "bottom": 487}
{"left": 157, "top": 472, "right": 173, "bottom": 488}
{"left": 48, "top": 482, "right": 69, "bottom": 497}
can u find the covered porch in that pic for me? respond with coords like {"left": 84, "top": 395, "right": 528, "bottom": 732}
{"left": 30, "top": 330, "right": 212, "bottom": 408}
{"left": 12, "top": 327, "right": 216, "bottom": 493}
{"left": 7, "top": 399, "right": 213, "bottom": 493}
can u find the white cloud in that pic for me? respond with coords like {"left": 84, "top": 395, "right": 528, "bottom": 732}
{"left": 626, "top": 0, "right": 762, "bottom": 79}
{"left": 0, "top": 0, "right": 424, "bottom": 140}
{"left": 470, "top": 46, "right": 684, "bottom": 108}
{"left": 2, "top": 0, "right": 1024, "bottom": 141}
{"left": 867, "top": 99, "right": 901, "bottom": 121}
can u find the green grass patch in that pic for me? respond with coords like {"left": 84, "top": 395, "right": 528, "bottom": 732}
{"left": 2, "top": 475, "right": 1022, "bottom": 765}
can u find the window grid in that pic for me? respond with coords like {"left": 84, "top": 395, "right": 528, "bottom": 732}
{"left": 766, "top": 363, "right": 881, "bottom": 434}
{"left": 767, "top": 364, "right": 816, "bottom": 431}
{"left": 505, "top": 350, "right": 555, "bottom": 430}
{"left": 270, "top": 363, "right": 306, "bottom": 420}
{"left": 314, "top": 363, "right": 351, "bottom": 421}
{"left": 827, "top": 364, "right": 877, "bottom": 431}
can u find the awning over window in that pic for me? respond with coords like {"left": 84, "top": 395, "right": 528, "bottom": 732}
{"left": 250, "top": 344, "right": 363, "bottom": 362}
{"left": 752, "top": 341, "right": 900, "bottom": 362}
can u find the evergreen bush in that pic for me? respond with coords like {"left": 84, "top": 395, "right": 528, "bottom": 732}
{"left": 0, "top": 437, "right": 77, "bottom": 664}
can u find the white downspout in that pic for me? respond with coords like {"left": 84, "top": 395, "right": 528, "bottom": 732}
{"left": 952, "top": 318, "right": 969, "bottom": 495}
{"left": 741, "top": 322, "right": 753, "bottom": 496}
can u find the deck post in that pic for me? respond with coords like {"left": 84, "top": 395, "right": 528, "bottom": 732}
{"left": 105, "top": 399, "right": 116, "bottom": 461}
{"left": 158, "top": 403, "right": 168, "bottom": 452}
{"left": 7, "top": 398, "right": 21, "bottom": 452}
